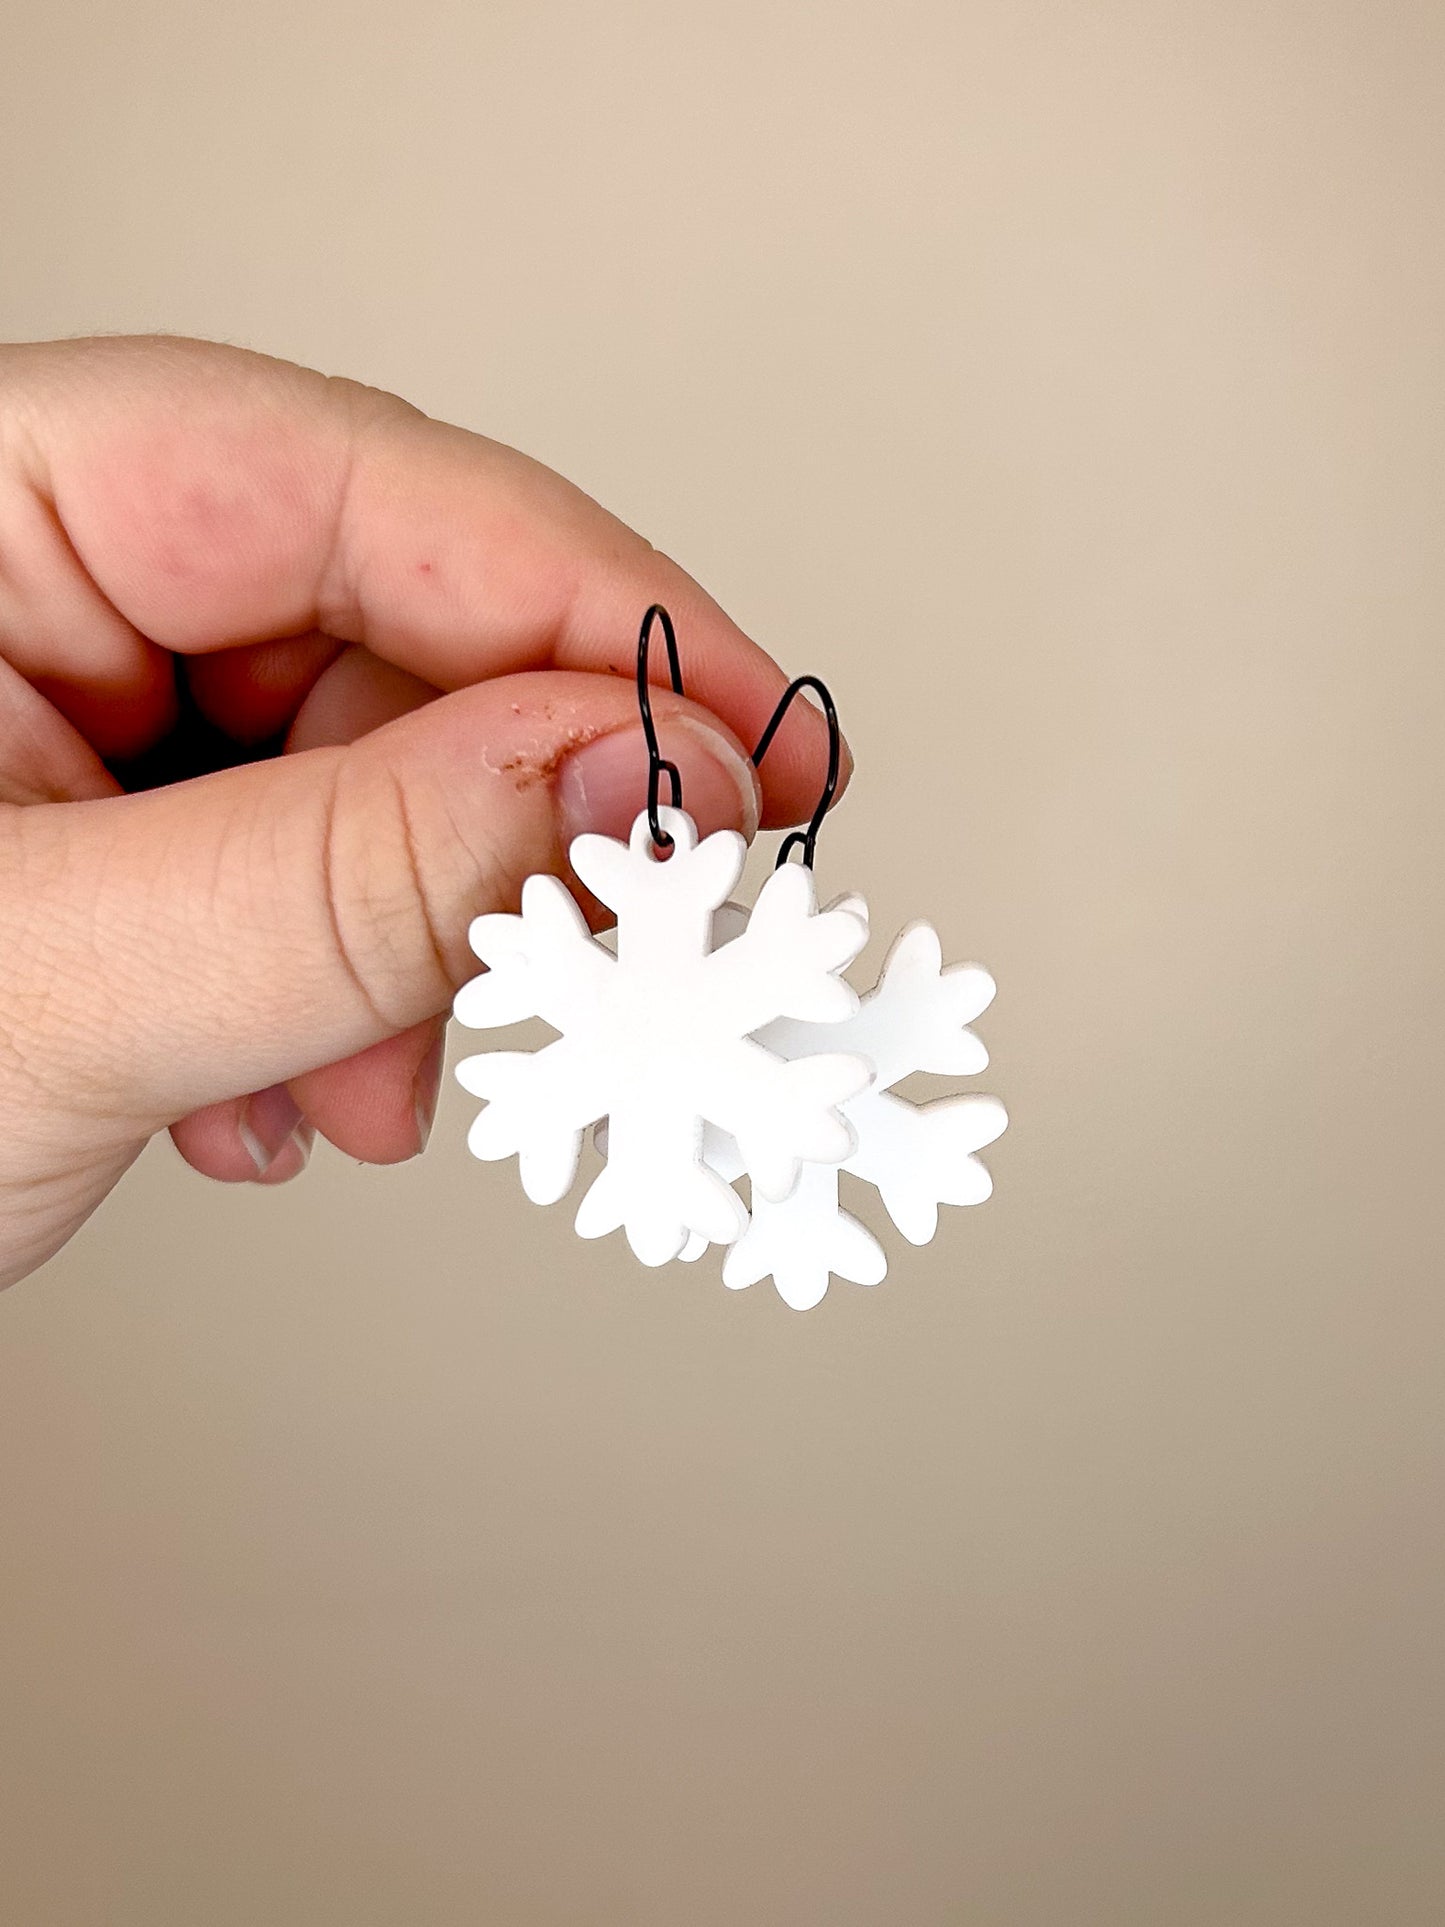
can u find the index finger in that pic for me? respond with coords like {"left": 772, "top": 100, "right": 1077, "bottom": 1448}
{"left": 1, "top": 335, "right": 842, "bottom": 824}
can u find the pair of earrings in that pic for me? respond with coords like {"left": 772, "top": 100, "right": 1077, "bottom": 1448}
{"left": 453, "top": 606, "right": 1005, "bottom": 1311}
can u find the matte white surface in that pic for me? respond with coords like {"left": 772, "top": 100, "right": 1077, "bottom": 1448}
{"left": 720, "top": 915, "right": 1007, "bottom": 1309}
{"left": 454, "top": 809, "right": 870, "bottom": 1266}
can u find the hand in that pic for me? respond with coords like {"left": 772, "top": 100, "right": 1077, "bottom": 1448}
{"left": 0, "top": 337, "right": 839, "bottom": 1288}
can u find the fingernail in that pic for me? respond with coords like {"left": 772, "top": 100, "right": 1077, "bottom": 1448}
{"left": 254, "top": 1121, "right": 315, "bottom": 1186}
{"left": 239, "top": 1083, "right": 306, "bottom": 1176}
{"left": 413, "top": 1026, "right": 446, "bottom": 1153}
{"left": 556, "top": 719, "right": 761, "bottom": 846}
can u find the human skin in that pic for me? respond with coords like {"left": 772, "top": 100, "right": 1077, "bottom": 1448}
{"left": 0, "top": 337, "right": 842, "bottom": 1288}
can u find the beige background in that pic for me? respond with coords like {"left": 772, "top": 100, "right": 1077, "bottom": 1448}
{"left": 3, "top": 2, "right": 1444, "bottom": 1922}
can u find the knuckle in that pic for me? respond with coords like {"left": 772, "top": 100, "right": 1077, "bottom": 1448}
{"left": 320, "top": 751, "right": 510, "bottom": 1030}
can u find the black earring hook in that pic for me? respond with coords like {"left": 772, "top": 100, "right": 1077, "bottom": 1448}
{"left": 636, "top": 603, "right": 685, "bottom": 850}
{"left": 634, "top": 605, "right": 842, "bottom": 868}
{"left": 751, "top": 675, "right": 842, "bottom": 871}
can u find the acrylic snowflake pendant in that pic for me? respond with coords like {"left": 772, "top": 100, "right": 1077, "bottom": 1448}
{"left": 453, "top": 807, "right": 872, "bottom": 1266}
{"left": 693, "top": 899, "right": 1007, "bottom": 1310}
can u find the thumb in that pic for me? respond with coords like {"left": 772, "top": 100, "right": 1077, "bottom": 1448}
{"left": 7, "top": 671, "right": 760, "bottom": 1130}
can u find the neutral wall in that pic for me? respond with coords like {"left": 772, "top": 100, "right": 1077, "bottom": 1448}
{"left": 3, "top": 3, "right": 1443, "bottom": 1922}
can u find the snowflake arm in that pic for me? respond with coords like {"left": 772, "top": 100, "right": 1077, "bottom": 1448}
{"left": 845, "top": 1088, "right": 1007, "bottom": 1244}
{"left": 455, "top": 1039, "right": 610, "bottom": 1205}
{"left": 575, "top": 1117, "right": 747, "bottom": 1266}
{"left": 722, "top": 1162, "right": 886, "bottom": 1311}
{"left": 453, "top": 872, "right": 613, "bottom": 1031}
{"left": 454, "top": 877, "right": 616, "bottom": 1203}
{"left": 755, "top": 920, "right": 994, "bottom": 1084}
{"left": 702, "top": 863, "right": 867, "bottom": 1033}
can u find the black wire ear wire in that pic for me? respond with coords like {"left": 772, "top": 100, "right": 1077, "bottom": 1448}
{"left": 634, "top": 603, "right": 842, "bottom": 868}
{"left": 751, "top": 675, "right": 842, "bottom": 871}
{"left": 636, "top": 603, "right": 685, "bottom": 850}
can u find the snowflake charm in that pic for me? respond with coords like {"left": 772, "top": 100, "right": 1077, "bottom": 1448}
{"left": 453, "top": 808, "right": 872, "bottom": 1266}
{"left": 692, "top": 901, "right": 1007, "bottom": 1310}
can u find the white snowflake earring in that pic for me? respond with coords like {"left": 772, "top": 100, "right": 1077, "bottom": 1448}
{"left": 453, "top": 605, "right": 1007, "bottom": 1307}
{"left": 672, "top": 674, "right": 1007, "bottom": 1309}
{"left": 453, "top": 607, "right": 871, "bottom": 1267}
{"left": 698, "top": 907, "right": 1007, "bottom": 1309}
